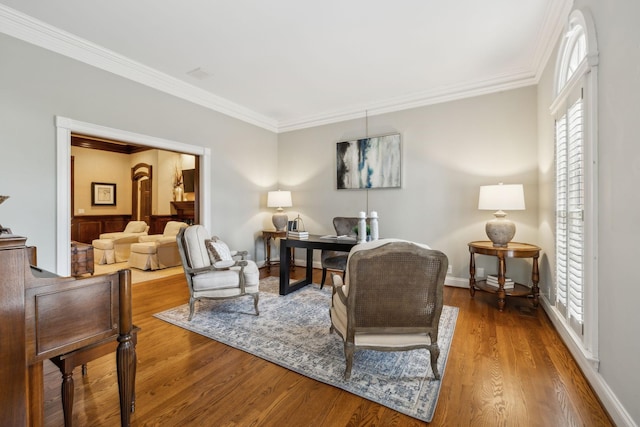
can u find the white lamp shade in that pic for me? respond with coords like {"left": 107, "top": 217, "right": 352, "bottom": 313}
{"left": 267, "top": 190, "right": 292, "bottom": 209}
{"left": 478, "top": 184, "right": 525, "bottom": 211}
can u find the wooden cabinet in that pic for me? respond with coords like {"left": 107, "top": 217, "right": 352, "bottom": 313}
{"left": 71, "top": 241, "right": 94, "bottom": 276}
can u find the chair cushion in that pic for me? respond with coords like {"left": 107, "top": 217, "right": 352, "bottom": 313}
{"left": 130, "top": 242, "right": 157, "bottom": 254}
{"left": 163, "top": 221, "right": 188, "bottom": 237}
{"left": 123, "top": 221, "right": 148, "bottom": 233}
{"left": 92, "top": 239, "right": 114, "bottom": 250}
{"left": 205, "top": 238, "right": 233, "bottom": 262}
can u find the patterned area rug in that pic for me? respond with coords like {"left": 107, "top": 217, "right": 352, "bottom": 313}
{"left": 154, "top": 276, "right": 458, "bottom": 422}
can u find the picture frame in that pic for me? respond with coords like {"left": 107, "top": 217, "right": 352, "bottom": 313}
{"left": 91, "top": 182, "right": 117, "bottom": 206}
{"left": 336, "top": 133, "right": 401, "bottom": 189}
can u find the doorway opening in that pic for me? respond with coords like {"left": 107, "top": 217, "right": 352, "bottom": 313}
{"left": 56, "top": 116, "right": 211, "bottom": 276}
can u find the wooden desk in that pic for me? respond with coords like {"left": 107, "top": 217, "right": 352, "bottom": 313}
{"left": 279, "top": 235, "right": 357, "bottom": 295}
{"left": 468, "top": 241, "right": 541, "bottom": 311}
{"left": 262, "top": 230, "right": 294, "bottom": 271}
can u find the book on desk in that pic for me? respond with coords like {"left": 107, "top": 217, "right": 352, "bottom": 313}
{"left": 287, "top": 231, "right": 309, "bottom": 239}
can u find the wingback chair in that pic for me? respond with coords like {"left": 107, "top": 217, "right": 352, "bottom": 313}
{"left": 176, "top": 225, "right": 259, "bottom": 320}
{"left": 320, "top": 217, "right": 369, "bottom": 287}
{"left": 330, "top": 239, "right": 448, "bottom": 380}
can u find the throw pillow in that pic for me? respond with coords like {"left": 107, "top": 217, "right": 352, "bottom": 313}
{"left": 205, "top": 238, "right": 233, "bottom": 263}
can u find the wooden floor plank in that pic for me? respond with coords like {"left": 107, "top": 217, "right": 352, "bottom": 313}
{"left": 42, "top": 267, "right": 613, "bottom": 426}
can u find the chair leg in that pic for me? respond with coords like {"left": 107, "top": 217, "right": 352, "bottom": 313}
{"left": 188, "top": 297, "right": 195, "bottom": 321}
{"left": 252, "top": 293, "right": 259, "bottom": 316}
{"left": 429, "top": 343, "right": 441, "bottom": 380}
{"left": 344, "top": 342, "right": 355, "bottom": 380}
{"left": 320, "top": 268, "right": 328, "bottom": 288}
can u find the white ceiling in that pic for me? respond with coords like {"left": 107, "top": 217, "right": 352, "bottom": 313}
{"left": 0, "top": 1, "right": 571, "bottom": 132}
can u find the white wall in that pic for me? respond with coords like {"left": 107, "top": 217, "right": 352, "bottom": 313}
{"left": 0, "top": 33, "right": 279, "bottom": 271}
{"left": 278, "top": 87, "right": 540, "bottom": 283}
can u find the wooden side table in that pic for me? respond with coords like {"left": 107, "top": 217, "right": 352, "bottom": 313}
{"left": 468, "top": 241, "right": 540, "bottom": 311}
{"left": 71, "top": 241, "right": 94, "bottom": 276}
{"left": 262, "top": 230, "right": 294, "bottom": 271}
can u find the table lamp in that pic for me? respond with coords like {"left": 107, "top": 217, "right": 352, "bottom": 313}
{"left": 478, "top": 183, "right": 525, "bottom": 247}
{"left": 267, "top": 190, "right": 292, "bottom": 231}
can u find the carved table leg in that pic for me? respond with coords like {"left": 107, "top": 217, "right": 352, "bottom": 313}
{"left": 469, "top": 251, "right": 476, "bottom": 297}
{"left": 497, "top": 256, "right": 506, "bottom": 312}
{"left": 531, "top": 254, "right": 540, "bottom": 307}
{"left": 264, "top": 235, "right": 272, "bottom": 271}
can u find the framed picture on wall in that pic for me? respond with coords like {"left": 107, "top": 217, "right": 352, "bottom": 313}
{"left": 336, "top": 133, "right": 401, "bottom": 189}
{"left": 91, "top": 182, "right": 117, "bottom": 206}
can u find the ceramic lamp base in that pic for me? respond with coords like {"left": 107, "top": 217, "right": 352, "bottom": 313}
{"left": 485, "top": 217, "right": 516, "bottom": 247}
{"left": 272, "top": 212, "right": 288, "bottom": 231}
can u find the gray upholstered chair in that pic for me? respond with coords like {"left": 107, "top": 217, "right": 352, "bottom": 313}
{"left": 320, "top": 217, "right": 369, "bottom": 288}
{"left": 176, "top": 225, "right": 259, "bottom": 320}
{"left": 330, "top": 239, "right": 448, "bottom": 380}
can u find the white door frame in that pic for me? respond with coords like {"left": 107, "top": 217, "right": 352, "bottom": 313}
{"left": 56, "top": 116, "right": 211, "bottom": 275}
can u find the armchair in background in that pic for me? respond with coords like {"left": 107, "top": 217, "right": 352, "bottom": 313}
{"left": 330, "top": 239, "right": 448, "bottom": 380}
{"left": 176, "top": 225, "right": 259, "bottom": 320}
{"left": 128, "top": 221, "right": 188, "bottom": 270}
{"left": 92, "top": 221, "right": 149, "bottom": 264}
{"left": 320, "top": 217, "right": 369, "bottom": 287}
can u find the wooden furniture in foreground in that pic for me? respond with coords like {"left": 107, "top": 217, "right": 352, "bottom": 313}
{"left": 0, "top": 233, "right": 136, "bottom": 427}
{"left": 279, "top": 235, "right": 357, "bottom": 295}
{"left": 71, "top": 241, "right": 94, "bottom": 276}
{"left": 262, "top": 229, "right": 294, "bottom": 272}
{"left": 468, "top": 240, "right": 541, "bottom": 311}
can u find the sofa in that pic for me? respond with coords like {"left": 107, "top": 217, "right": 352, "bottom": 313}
{"left": 92, "top": 221, "right": 149, "bottom": 264}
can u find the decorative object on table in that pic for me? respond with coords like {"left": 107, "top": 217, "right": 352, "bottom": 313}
{"left": 154, "top": 276, "right": 458, "bottom": 423}
{"left": 369, "top": 211, "right": 379, "bottom": 241}
{"left": 172, "top": 165, "right": 184, "bottom": 201}
{"left": 478, "top": 183, "right": 525, "bottom": 247}
{"left": 336, "top": 133, "right": 401, "bottom": 189}
{"left": 357, "top": 211, "right": 367, "bottom": 243}
{"left": 267, "top": 190, "right": 292, "bottom": 231}
{"left": 485, "top": 274, "right": 515, "bottom": 289}
{"left": 0, "top": 195, "right": 11, "bottom": 234}
{"left": 91, "top": 182, "right": 117, "bottom": 206}
{"left": 287, "top": 214, "right": 308, "bottom": 239}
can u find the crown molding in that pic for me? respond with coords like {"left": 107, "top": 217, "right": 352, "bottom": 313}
{"left": 278, "top": 70, "right": 538, "bottom": 133}
{"left": 0, "top": 5, "right": 279, "bottom": 133}
{"left": 1, "top": 3, "right": 570, "bottom": 134}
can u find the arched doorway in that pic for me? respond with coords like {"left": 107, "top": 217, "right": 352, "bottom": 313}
{"left": 132, "top": 163, "right": 152, "bottom": 224}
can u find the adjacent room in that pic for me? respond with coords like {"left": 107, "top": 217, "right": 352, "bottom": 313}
{"left": 1, "top": 1, "right": 638, "bottom": 426}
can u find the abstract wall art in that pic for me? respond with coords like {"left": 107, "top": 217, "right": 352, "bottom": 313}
{"left": 336, "top": 133, "right": 401, "bottom": 189}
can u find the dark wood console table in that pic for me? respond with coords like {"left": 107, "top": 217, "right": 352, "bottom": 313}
{"left": 468, "top": 240, "right": 541, "bottom": 311}
{"left": 262, "top": 229, "right": 294, "bottom": 271}
{"left": 279, "top": 235, "right": 357, "bottom": 295}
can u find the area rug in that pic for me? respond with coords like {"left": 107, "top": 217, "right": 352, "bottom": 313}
{"left": 153, "top": 276, "right": 458, "bottom": 422}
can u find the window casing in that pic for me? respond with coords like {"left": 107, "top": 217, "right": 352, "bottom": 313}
{"left": 550, "top": 9, "right": 599, "bottom": 366}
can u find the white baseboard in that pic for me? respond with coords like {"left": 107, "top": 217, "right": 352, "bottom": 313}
{"left": 539, "top": 297, "right": 637, "bottom": 427}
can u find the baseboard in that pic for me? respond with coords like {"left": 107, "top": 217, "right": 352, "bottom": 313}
{"left": 540, "top": 296, "right": 636, "bottom": 427}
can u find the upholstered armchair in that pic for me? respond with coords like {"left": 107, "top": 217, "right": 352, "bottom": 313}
{"left": 128, "top": 221, "right": 188, "bottom": 270}
{"left": 92, "top": 221, "right": 149, "bottom": 264}
{"left": 320, "top": 217, "right": 369, "bottom": 287}
{"left": 176, "top": 225, "right": 259, "bottom": 320}
{"left": 330, "top": 239, "right": 448, "bottom": 380}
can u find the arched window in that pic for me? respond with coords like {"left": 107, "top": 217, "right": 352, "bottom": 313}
{"left": 550, "top": 9, "right": 599, "bottom": 366}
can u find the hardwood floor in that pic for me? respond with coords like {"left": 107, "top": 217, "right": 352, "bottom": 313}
{"left": 42, "top": 267, "right": 613, "bottom": 426}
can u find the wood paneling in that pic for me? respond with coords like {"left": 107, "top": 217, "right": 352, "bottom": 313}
{"left": 71, "top": 215, "right": 131, "bottom": 244}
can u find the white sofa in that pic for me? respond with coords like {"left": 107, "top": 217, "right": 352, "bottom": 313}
{"left": 92, "top": 221, "right": 149, "bottom": 264}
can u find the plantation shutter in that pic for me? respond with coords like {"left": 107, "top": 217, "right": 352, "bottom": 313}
{"left": 556, "top": 95, "right": 584, "bottom": 336}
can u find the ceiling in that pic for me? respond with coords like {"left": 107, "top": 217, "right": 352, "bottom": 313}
{"left": 0, "top": 1, "right": 571, "bottom": 132}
